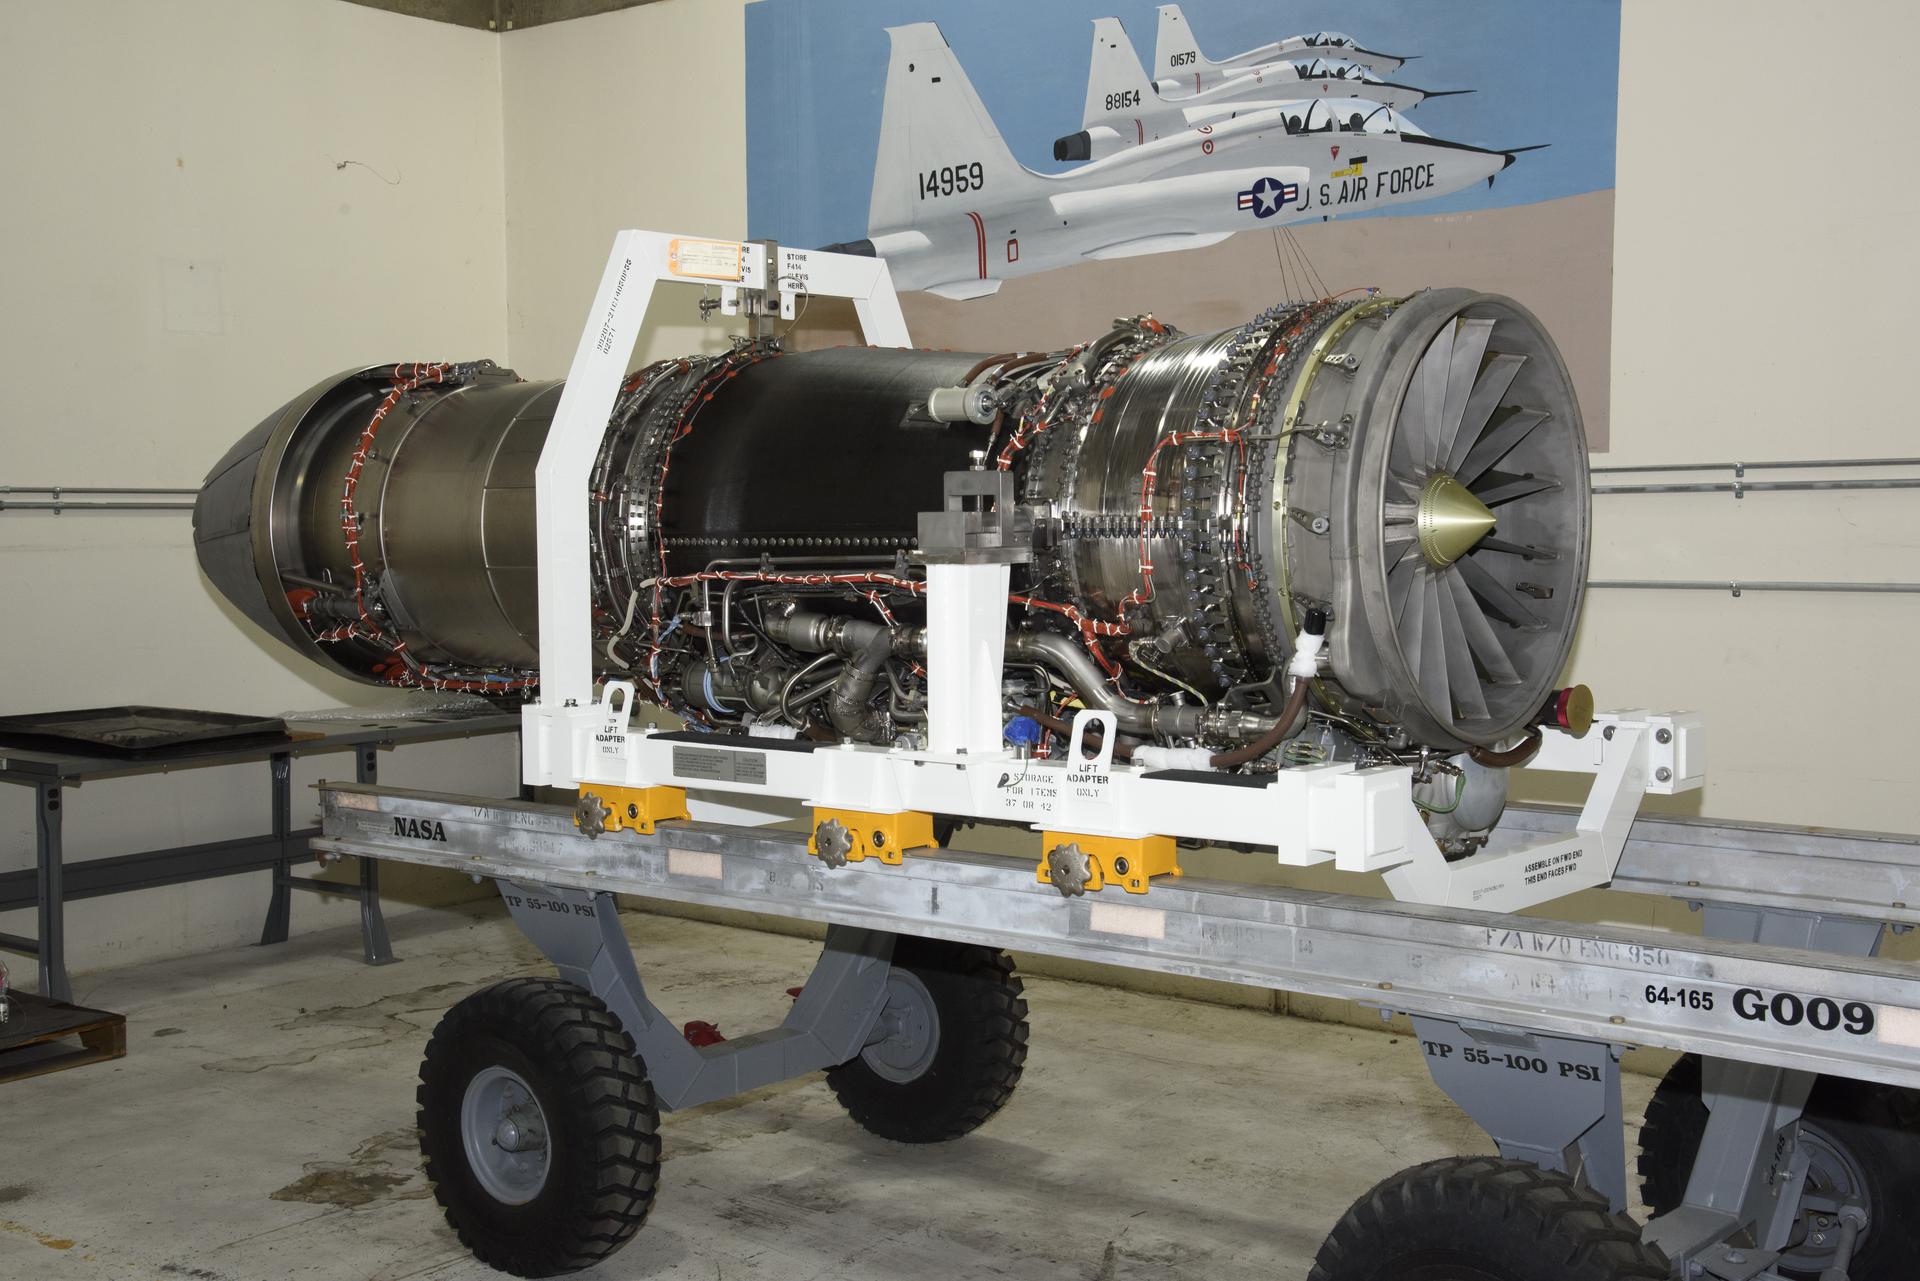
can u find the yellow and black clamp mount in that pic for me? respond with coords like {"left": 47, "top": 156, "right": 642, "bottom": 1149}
{"left": 1039, "top": 831, "right": 1181, "bottom": 896}
{"left": 810, "top": 808, "right": 936, "bottom": 868}
{"left": 574, "top": 785, "right": 689, "bottom": 839}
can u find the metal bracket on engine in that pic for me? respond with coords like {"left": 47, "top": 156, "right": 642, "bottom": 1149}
{"left": 916, "top": 469, "right": 1035, "bottom": 566}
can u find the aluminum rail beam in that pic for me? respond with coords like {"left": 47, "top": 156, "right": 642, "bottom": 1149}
{"left": 1505, "top": 804, "right": 1920, "bottom": 927}
{"left": 316, "top": 785, "right": 1920, "bottom": 1089}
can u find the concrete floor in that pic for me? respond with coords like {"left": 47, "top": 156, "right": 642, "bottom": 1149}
{"left": 3, "top": 903, "right": 1657, "bottom": 1281}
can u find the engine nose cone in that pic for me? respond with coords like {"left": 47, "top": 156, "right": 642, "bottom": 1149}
{"left": 1416, "top": 472, "right": 1496, "bottom": 568}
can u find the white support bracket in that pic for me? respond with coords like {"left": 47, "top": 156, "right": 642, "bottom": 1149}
{"left": 519, "top": 232, "right": 911, "bottom": 787}
{"left": 1384, "top": 712, "right": 1705, "bottom": 913}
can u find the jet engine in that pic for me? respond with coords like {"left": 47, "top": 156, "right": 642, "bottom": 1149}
{"left": 196, "top": 289, "right": 1588, "bottom": 809}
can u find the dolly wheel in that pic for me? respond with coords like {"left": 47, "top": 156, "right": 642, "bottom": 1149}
{"left": 417, "top": 978, "right": 660, "bottom": 1278}
{"left": 825, "top": 937, "right": 1028, "bottom": 1143}
{"left": 1640, "top": 1054, "right": 1920, "bottom": 1280}
{"left": 1309, "top": 1156, "right": 1669, "bottom": 1281}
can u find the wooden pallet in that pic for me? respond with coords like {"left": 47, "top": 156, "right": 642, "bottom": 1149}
{"left": 0, "top": 992, "right": 126, "bottom": 1084}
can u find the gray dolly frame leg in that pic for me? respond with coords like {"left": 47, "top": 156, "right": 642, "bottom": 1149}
{"left": 1639, "top": 907, "right": 1883, "bottom": 1280}
{"left": 1413, "top": 1017, "right": 1628, "bottom": 1210}
{"left": 1411, "top": 904, "right": 1885, "bottom": 1281}
{"left": 499, "top": 880, "right": 898, "bottom": 1109}
{"left": 259, "top": 746, "right": 396, "bottom": 965}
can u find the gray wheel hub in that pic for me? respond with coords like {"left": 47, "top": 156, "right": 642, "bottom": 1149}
{"left": 861, "top": 969, "right": 939, "bottom": 1083}
{"left": 1782, "top": 1122, "right": 1871, "bottom": 1270}
{"left": 461, "top": 1064, "right": 552, "bottom": 1205}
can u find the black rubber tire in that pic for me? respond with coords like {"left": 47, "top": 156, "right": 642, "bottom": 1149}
{"left": 825, "top": 937, "right": 1028, "bottom": 1143}
{"left": 1638, "top": 1053, "right": 1920, "bottom": 1281}
{"left": 417, "top": 978, "right": 661, "bottom": 1278}
{"left": 1309, "top": 1156, "right": 1670, "bottom": 1281}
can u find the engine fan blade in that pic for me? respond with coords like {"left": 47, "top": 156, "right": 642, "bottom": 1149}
{"left": 1435, "top": 573, "right": 1489, "bottom": 719}
{"left": 1471, "top": 468, "right": 1560, "bottom": 507}
{"left": 1396, "top": 562, "right": 1429, "bottom": 650}
{"left": 1445, "top": 571, "right": 1522, "bottom": 685}
{"left": 1458, "top": 555, "right": 1544, "bottom": 629}
{"left": 1383, "top": 531, "right": 1419, "bottom": 568}
{"left": 1388, "top": 554, "right": 1420, "bottom": 621}
{"left": 1436, "top": 318, "right": 1495, "bottom": 470}
{"left": 1415, "top": 574, "right": 1452, "bottom": 714}
{"left": 1456, "top": 407, "right": 1550, "bottom": 488}
{"left": 1474, "top": 536, "right": 1556, "bottom": 560}
{"left": 1409, "top": 320, "right": 1457, "bottom": 468}
{"left": 1444, "top": 352, "right": 1527, "bottom": 474}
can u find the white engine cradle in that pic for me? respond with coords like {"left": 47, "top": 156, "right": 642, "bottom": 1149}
{"left": 519, "top": 230, "right": 1706, "bottom": 919}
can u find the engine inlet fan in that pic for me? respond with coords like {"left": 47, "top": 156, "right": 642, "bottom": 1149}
{"left": 1375, "top": 298, "right": 1588, "bottom": 745}
{"left": 1295, "top": 290, "right": 1588, "bottom": 751}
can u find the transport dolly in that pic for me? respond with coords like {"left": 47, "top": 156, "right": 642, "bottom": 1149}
{"left": 317, "top": 783, "right": 1920, "bottom": 1280}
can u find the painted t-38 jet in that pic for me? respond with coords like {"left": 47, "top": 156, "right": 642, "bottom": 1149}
{"left": 820, "top": 24, "right": 1520, "bottom": 300}
{"left": 1059, "top": 16, "right": 1455, "bottom": 162}
{"left": 1154, "top": 2, "right": 1409, "bottom": 85}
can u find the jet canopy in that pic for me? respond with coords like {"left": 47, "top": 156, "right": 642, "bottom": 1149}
{"left": 1356, "top": 103, "right": 1427, "bottom": 136}
{"left": 1297, "top": 57, "right": 1379, "bottom": 82}
{"left": 1305, "top": 32, "right": 1358, "bottom": 48}
{"left": 1279, "top": 99, "right": 1427, "bottom": 138}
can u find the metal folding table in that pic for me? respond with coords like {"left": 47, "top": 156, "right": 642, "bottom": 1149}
{"left": 0, "top": 709, "right": 520, "bottom": 1001}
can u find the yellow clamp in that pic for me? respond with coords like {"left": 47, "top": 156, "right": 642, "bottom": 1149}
{"left": 810, "top": 808, "right": 936, "bottom": 867}
{"left": 1038, "top": 830, "right": 1181, "bottom": 895}
{"left": 577, "top": 784, "right": 689, "bottom": 836}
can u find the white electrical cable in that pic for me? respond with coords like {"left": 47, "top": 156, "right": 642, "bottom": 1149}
{"left": 1132, "top": 744, "right": 1216, "bottom": 771}
{"left": 1288, "top": 628, "right": 1325, "bottom": 680}
{"left": 605, "top": 589, "right": 642, "bottom": 669}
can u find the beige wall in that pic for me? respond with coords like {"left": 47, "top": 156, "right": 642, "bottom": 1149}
{"left": 500, "top": 0, "right": 751, "bottom": 377}
{"left": 1564, "top": 0, "right": 1920, "bottom": 834}
{"left": 0, "top": 0, "right": 518, "bottom": 980}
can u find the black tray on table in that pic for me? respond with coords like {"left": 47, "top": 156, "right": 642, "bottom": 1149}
{"left": 0, "top": 706, "right": 291, "bottom": 756}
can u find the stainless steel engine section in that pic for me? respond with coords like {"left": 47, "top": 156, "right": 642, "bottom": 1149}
{"left": 194, "top": 290, "right": 1587, "bottom": 753}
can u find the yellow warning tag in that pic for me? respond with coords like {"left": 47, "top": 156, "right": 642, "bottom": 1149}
{"left": 668, "top": 238, "right": 744, "bottom": 281}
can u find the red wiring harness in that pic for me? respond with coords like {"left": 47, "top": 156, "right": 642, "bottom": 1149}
{"left": 312, "top": 362, "right": 538, "bottom": 695}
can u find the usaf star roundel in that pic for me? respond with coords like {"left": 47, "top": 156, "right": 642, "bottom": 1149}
{"left": 1236, "top": 175, "right": 1301, "bottom": 220}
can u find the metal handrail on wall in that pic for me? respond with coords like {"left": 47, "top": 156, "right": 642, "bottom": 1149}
{"left": 0, "top": 486, "right": 196, "bottom": 512}
{"left": 1588, "top": 455, "right": 1920, "bottom": 595}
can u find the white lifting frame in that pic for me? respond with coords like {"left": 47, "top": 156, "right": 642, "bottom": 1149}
{"left": 521, "top": 232, "right": 911, "bottom": 784}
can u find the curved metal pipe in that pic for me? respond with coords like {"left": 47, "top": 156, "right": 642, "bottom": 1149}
{"left": 829, "top": 627, "right": 895, "bottom": 742}
{"left": 774, "top": 611, "right": 1279, "bottom": 746}
{"left": 1004, "top": 632, "right": 1159, "bottom": 734}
